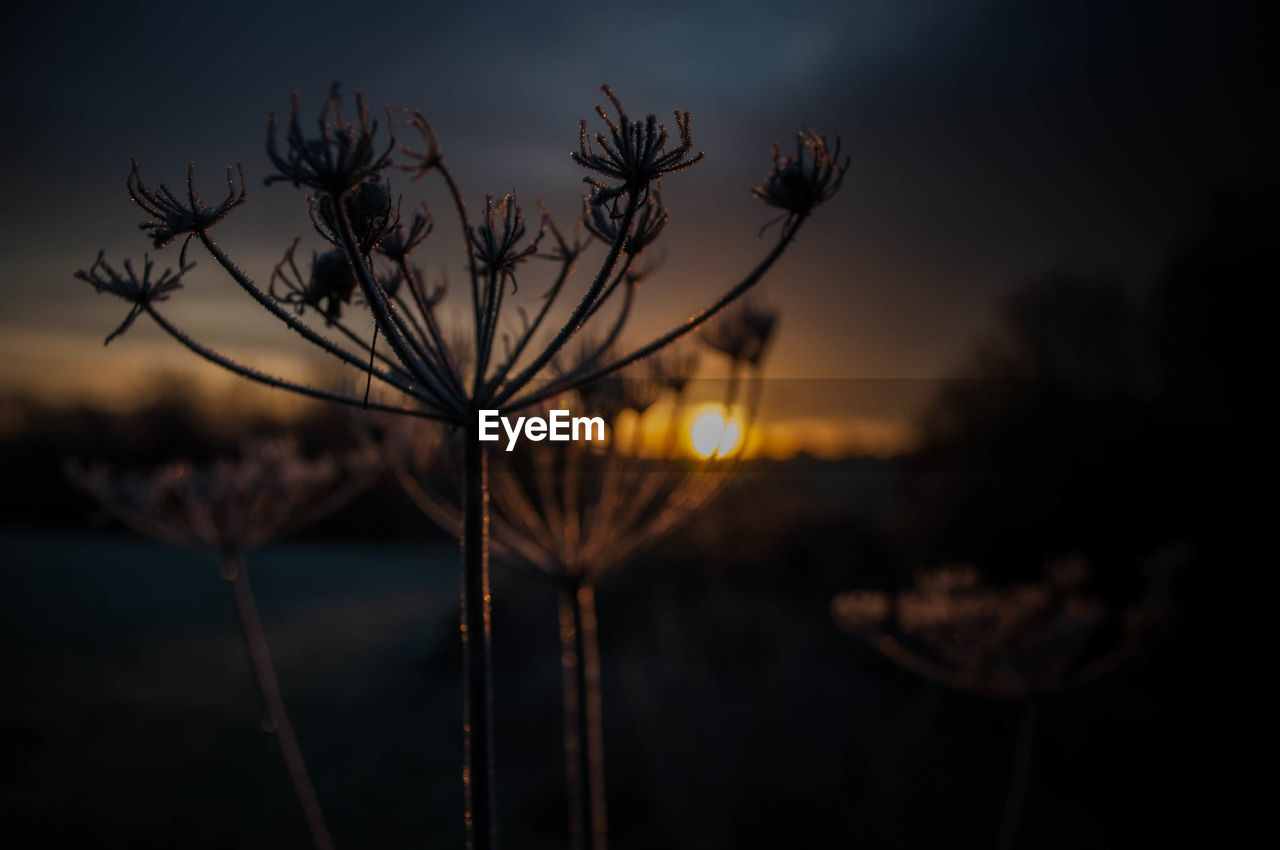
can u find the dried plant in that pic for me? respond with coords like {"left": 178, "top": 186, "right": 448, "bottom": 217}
{"left": 76, "top": 81, "right": 846, "bottom": 848}
{"left": 68, "top": 438, "right": 378, "bottom": 850}
{"left": 832, "top": 551, "right": 1182, "bottom": 849}
{"left": 386, "top": 324, "right": 770, "bottom": 850}
{"left": 752, "top": 130, "right": 849, "bottom": 233}
{"left": 76, "top": 253, "right": 191, "bottom": 345}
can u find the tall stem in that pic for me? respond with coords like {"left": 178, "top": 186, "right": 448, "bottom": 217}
{"left": 558, "top": 581, "right": 608, "bottom": 850}
{"left": 998, "top": 700, "right": 1039, "bottom": 850}
{"left": 221, "top": 551, "right": 334, "bottom": 850}
{"left": 462, "top": 432, "right": 497, "bottom": 850}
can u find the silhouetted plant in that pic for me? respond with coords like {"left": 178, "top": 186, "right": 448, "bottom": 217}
{"left": 386, "top": 308, "right": 772, "bottom": 849}
{"left": 832, "top": 552, "right": 1181, "bottom": 849}
{"left": 76, "top": 81, "right": 846, "bottom": 848}
{"left": 67, "top": 438, "right": 377, "bottom": 850}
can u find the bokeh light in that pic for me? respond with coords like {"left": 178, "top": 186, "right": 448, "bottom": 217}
{"left": 688, "top": 407, "right": 743, "bottom": 458}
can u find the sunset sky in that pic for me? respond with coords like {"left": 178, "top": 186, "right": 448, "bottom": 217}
{"left": 0, "top": 0, "right": 1260, "bottom": 452}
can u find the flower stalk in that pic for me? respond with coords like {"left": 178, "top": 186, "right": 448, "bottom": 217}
{"left": 461, "top": 429, "right": 495, "bottom": 850}
{"left": 223, "top": 550, "right": 335, "bottom": 850}
{"left": 559, "top": 580, "right": 607, "bottom": 850}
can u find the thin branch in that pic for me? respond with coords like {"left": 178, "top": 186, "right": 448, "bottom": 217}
{"left": 494, "top": 191, "right": 641, "bottom": 404}
{"left": 482, "top": 252, "right": 578, "bottom": 396}
{"left": 143, "top": 305, "right": 450, "bottom": 421}
{"left": 435, "top": 163, "right": 484, "bottom": 348}
{"left": 197, "top": 232, "right": 421, "bottom": 399}
{"left": 503, "top": 216, "right": 805, "bottom": 413}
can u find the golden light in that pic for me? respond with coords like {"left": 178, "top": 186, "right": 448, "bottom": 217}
{"left": 688, "top": 407, "right": 744, "bottom": 458}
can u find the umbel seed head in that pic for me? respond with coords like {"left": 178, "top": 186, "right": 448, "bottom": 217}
{"left": 314, "top": 179, "right": 397, "bottom": 254}
{"left": 752, "top": 130, "right": 850, "bottom": 223}
{"left": 127, "top": 158, "right": 246, "bottom": 266}
{"left": 75, "top": 252, "right": 191, "bottom": 345}
{"left": 265, "top": 83, "right": 395, "bottom": 196}
{"left": 584, "top": 189, "right": 669, "bottom": 256}
{"left": 571, "top": 84, "right": 704, "bottom": 202}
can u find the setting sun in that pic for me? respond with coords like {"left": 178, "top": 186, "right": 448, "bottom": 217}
{"left": 689, "top": 408, "right": 744, "bottom": 458}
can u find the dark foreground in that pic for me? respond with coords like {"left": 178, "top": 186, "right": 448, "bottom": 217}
{"left": 2, "top": 512, "right": 1212, "bottom": 849}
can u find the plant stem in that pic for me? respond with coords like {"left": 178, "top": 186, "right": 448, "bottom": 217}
{"left": 559, "top": 581, "right": 608, "bottom": 850}
{"left": 462, "top": 433, "right": 497, "bottom": 850}
{"left": 221, "top": 551, "right": 334, "bottom": 850}
{"left": 998, "top": 700, "right": 1039, "bottom": 850}
{"left": 143, "top": 305, "right": 445, "bottom": 420}
{"left": 503, "top": 215, "right": 806, "bottom": 413}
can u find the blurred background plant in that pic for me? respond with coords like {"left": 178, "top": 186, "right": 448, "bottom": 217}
{"left": 67, "top": 438, "right": 377, "bottom": 850}
{"left": 833, "top": 549, "right": 1184, "bottom": 849}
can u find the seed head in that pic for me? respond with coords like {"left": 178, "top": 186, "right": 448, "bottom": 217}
{"left": 311, "top": 179, "right": 398, "bottom": 255}
{"left": 68, "top": 438, "right": 376, "bottom": 552}
{"left": 75, "top": 253, "right": 191, "bottom": 345}
{"left": 269, "top": 240, "right": 358, "bottom": 326}
{"left": 470, "top": 195, "right": 544, "bottom": 290}
{"left": 376, "top": 204, "right": 433, "bottom": 263}
{"left": 127, "top": 158, "right": 246, "bottom": 267}
{"left": 584, "top": 189, "right": 669, "bottom": 256}
{"left": 389, "top": 106, "right": 444, "bottom": 178}
{"left": 752, "top": 130, "right": 850, "bottom": 224}
{"left": 266, "top": 83, "right": 395, "bottom": 195}
{"left": 571, "top": 84, "right": 704, "bottom": 202}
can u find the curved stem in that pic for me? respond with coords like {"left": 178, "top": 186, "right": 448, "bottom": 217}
{"left": 503, "top": 217, "right": 806, "bottom": 413}
{"left": 998, "top": 701, "right": 1039, "bottom": 850}
{"left": 461, "top": 432, "right": 496, "bottom": 850}
{"left": 143, "top": 305, "right": 449, "bottom": 421}
{"left": 197, "top": 232, "right": 419, "bottom": 399}
{"left": 222, "top": 551, "right": 334, "bottom": 850}
{"left": 559, "top": 582, "right": 608, "bottom": 850}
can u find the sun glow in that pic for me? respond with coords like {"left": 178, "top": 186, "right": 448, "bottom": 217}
{"left": 688, "top": 407, "right": 744, "bottom": 459}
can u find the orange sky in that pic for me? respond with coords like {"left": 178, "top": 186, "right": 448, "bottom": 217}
{"left": 0, "top": 323, "right": 924, "bottom": 458}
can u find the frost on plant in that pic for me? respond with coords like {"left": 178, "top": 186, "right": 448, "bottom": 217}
{"left": 75, "top": 80, "right": 848, "bottom": 849}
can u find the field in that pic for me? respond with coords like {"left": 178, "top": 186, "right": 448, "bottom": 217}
{"left": 2, "top": 513, "right": 1198, "bottom": 848}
